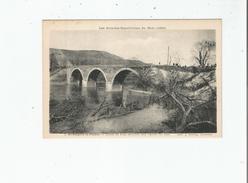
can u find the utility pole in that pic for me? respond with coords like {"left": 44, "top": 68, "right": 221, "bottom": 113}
{"left": 167, "top": 46, "right": 170, "bottom": 65}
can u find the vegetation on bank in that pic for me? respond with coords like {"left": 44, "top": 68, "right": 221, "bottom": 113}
{"left": 49, "top": 40, "right": 217, "bottom": 133}
{"left": 49, "top": 67, "right": 216, "bottom": 134}
{"left": 49, "top": 96, "right": 151, "bottom": 133}
{"left": 135, "top": 66, "right": 217, "bottom": 133}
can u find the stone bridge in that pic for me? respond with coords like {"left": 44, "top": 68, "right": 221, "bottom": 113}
{"left": 66, "top": 65, "right": 150, "bottom": 91}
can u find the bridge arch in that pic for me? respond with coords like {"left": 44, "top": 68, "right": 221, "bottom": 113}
{"left": 111, "top": 68, "right": 139, "bottom": 90}
{"left": 86, "top": 68, "right": 107, "bottom": 87}
{"left": 70, "top": 68, "right": 84, "bottom": 86}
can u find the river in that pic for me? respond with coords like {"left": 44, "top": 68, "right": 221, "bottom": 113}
{"left": 50, "top": 83, "right": 170, "bottom": 133}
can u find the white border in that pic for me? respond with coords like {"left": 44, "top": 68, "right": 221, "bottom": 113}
{"left": 0, "top": 0, "right": 246, "bottom": 183}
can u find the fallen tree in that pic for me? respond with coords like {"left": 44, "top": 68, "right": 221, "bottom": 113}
{"left": 137, "top": 68, "right": 217, "bottom": 132}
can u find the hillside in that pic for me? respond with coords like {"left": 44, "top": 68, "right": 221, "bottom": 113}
{"left": 50, "top": 48, "right": 145, "bottom": 72}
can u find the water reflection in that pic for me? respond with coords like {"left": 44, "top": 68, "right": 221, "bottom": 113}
{"left": 86, "top": 87, "right": 106, "bottom": 104}
{"left": 111, "top": 91, "right": 123, "bottom": 106}
{"left": 50, "top": 83, "right": 123, "bottom": 107}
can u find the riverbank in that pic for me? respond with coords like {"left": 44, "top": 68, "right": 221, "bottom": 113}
{"left": 49, "top": 97, "right": 174, "bottom": 134}
{"left": 84, "top": 104, "right": 174, "bottom": 133}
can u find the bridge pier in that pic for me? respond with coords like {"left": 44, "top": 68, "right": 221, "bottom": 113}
{"left": 106, "top": 82, "right": 112, "bottom": 92}
{"left": 66, "top": 68, "right": 71, "bottom": 84}
{"left": 82, "top": 80, "right": 87, "bottom": 88}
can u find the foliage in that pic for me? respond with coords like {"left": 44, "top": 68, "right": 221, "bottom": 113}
{"left": 193, "top": 40, "right": 216, "bottom": 67}
{"left": 137, "top": 67, "right": 217, "bottom": 132}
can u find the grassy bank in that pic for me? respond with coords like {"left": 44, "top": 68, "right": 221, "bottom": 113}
{"left": 49, "top": 96, "right": 149, "bottom": 133}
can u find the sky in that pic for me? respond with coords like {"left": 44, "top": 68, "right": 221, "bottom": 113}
{"left": 50, "top": 30, "right": 215, "bottom": 66}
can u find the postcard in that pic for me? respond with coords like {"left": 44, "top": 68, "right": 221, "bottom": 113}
{"left": 43, "top": 19, "right": 221, "bottom": 138}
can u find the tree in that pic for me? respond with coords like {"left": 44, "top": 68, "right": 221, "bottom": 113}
{"left": 135, "top": 66, "right": 155, "bottom": 91}
{"left": 193, "top": 40, "right": 216, "bottom": 67}
{"left": 157, "top": 70, "right": 216, "bottom": 131}
{"left": 137, "top": 67, "right": 216, "bottom": 132}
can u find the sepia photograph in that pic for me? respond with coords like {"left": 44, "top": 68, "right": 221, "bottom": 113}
{"left": 1, "top": 0, "right": 246, "bottom": 182}
{"left": 43, "top": 20, "right": 221, "bottom": 137}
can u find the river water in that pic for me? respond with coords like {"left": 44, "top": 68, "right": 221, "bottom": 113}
{"left": 50, "top": 83, "right": 170, "bottom": 133}
{"left": 50, "top": 83, "right": 124, "bottom": 107}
